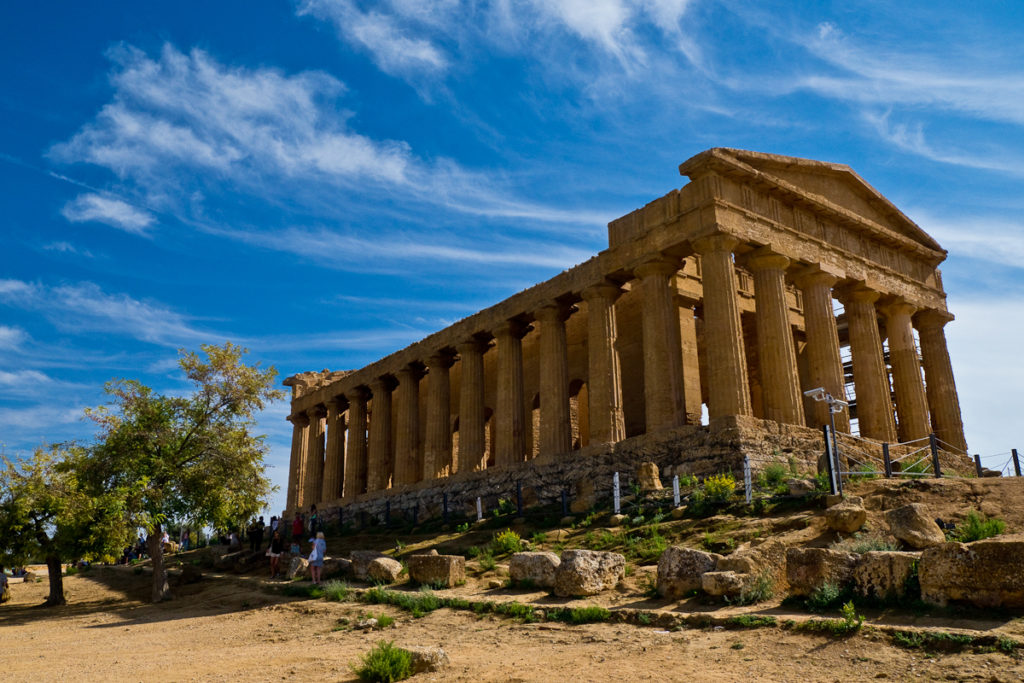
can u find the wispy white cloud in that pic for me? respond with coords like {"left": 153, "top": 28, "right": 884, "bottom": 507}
{"left": 61, "top": 192, "right": 155, "bottom": 234}
{"left": 0, "top": 325, "right": 28, "bottom": 351}
{"left": 43, "top": 241, "right": 95, "bottom": 257}
{"left": 911, "top": 211, "right": 1024, "bottom": 271}
{"left": 0, "top": 279, "right": 221, "bottom": 347}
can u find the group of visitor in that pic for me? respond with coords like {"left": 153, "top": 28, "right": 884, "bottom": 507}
{"left": 263, "top": 504, "right": 327, "bottom": 583}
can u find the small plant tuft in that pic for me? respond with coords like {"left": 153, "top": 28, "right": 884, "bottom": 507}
{"left": 352, "top": 640, "right": 413, "bottom": 682}
{"left": 951, "top": 510, "right": 1006, "bottom": 543}
{"left": 491, "top": 529, "right": 523, "bottom": 555}
{"left": 321, "top": 580, "right": 351, "bottom": 602}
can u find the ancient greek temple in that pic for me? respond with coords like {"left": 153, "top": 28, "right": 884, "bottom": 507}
{"left": 283, "top": 148, "right": 966, "bottom": 516}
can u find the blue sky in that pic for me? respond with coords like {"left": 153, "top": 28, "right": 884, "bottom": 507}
{"left": 3, "top": 1, "right": 1024, "bottom": 514}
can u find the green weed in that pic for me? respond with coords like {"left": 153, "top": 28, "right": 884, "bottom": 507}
{"left": 725, "top": 615, "right": 777, "bottom": 628}
{"left": 491, "top": 529, "right": 523, "bottom": 555}
{"left": 951, "top": 510, "right": 1006, "bottom": 543}
{"left": 830, "top": 531, "right": 900, "bottom": 554}
{"left": 352, "top": 640, "right": 413, "bottom": 682}
{"left": 322, "top": 580, "right": 351, "bottom": 602}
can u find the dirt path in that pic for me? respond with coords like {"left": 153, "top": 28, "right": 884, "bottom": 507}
{"left": 2, "top": 569, "right": 1022, "bottom": 682}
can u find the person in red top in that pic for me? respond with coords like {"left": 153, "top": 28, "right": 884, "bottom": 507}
{"left": 291, "top": 513, "right": 304, "bottom": 541}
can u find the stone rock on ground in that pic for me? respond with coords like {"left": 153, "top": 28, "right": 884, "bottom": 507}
{"left": 919, "top": 535, "right": 1024, "bottom": 608}
{"left": 213, "top": 550, "right": 248, "bottom": 571}
{"left": 367, "top": 557, "right": 403, "bottom": 584}
{"left": 887, "top": 503, "right": 946, "bottom": 549}
{"left": 657, "top": 546, "right": 721, "bottom": 599}
{"left": 717, "top": 538, "right": 789, "bottom": 594}
{"left": 509, "top": 551, "right": 561, "bottom": 589}
{"left": 785, "top": 547, "right": 859, "bottom": 596}
{"left": 350, "top": 550, "right": 387, "bottom": 581}
{"left": 853, "top": 551, "right": 919, "bottom": 600}
{"left": 404, "top": 646, "right": 450, "bottom": 674}
{"left": 355, "top": 618, "right": 378, "bottom": 630}
{"left": 287, "top": 556, "right": 309, "bottom": 580}
{"left": 553, "top": 550, "right": 625, "bottom": 597}
{"left": 408, "top": 554, "right": 465, "bottom": 588}
{"left": 637, "top": 462, "right": 663, "bottom": 491}
{"left": 825, "top": 496, "right": 867, "bottom": 534}
{"left": 322, "top": 557, "right": 352, "bottom": 579}
{"left": 701, "top": 570, "right": 746, "bottom": 597}
{"left": 787, "top": 479, "right": 815, "bottom": 496}
{"left": 176, "top": 564, "right": 203, "bottom": 586}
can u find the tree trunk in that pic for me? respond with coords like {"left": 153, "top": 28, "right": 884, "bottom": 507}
{"left": 44, "top": 554, "right": 66, "bottom": 607}
{"left": 147, "top": 525, "right": 171, "bottom": 603}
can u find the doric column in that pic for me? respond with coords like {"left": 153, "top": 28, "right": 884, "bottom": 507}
{"left": 794, "top": 268, "right": 850, "bottom": 432}
{"left": 747, "top": 249, "right": 804, "bottom": 426}
{"left": 915, "top": 310, "right": 967, "bottom": 452}
{"left": 366, "top": 376, "right": 394, "bottom": 492}
{"left": 494, "top": 320, "right": 528, "bottom": 467}
{"left": 882, "top": 299, "right": 931, "bottom": 441}
{"left": 342, "top": 388, "right": 368, "bottom": 500}
{"left": 582, "top": 283, "right": 625, "bottom": 444}
{"left": 676, "top": 293, "right": 703, "bottom": 425}
{"left": 457, "top": 339, "right": 487, "bottom": 473}
{"left": 423, "top": 352, "right": 454, "bottom": 479}
{"left": 304, "top": 405, "right": 326, "bottom": 505}
{"left": 286, "top": 412, "right": 309, "bottom": 511}
{"left": 839, "top": 287, "right": 897, "bottom": 441}
{"left": 393, "top": 366, "right": 421, "bottom": 487}
{"left": 321, "top": 397, "right": 346, "bottom": 503}
{"left": 691, "top": 235, "right": 752, "bottom": 419}
{"left": 635, "top": 256, "right": 686, "bottom": 432}
{"left": 536, "top": 303, "right": 572, "bottom": 456}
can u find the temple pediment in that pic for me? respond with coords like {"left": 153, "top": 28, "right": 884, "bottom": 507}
{"left": 679, "top": 148, "right": 943, "bottom": 253}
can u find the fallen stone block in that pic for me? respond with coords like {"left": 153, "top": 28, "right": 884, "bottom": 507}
{"left": 509, "top": 551, "right": 560, "bottom": 589}
{"left": 405, "top": 646, "right": 450, "bottom": 674}
{"left": 367, "top": 557, "right": 403, "bottom": 584}
{"left": 852, "top": 551, "right": 919, "bottom": 600}
{"left": 785, "top": 547, "right": 858, "bottom": 597}
{"left": 637, "top": 462, "right": 663, "bottom": 490}
{"left": 553, "top": 550, "right": 625, "bottom": 597}
{"left": 919, "top": 536, "right": 1024, "bottom": 608}
{"left": 887, "top": 503, "right": 946, "bottom": 549}
{"left": 657, "top": 546, "right": 721, "bottom": 599}
{"left": 825, "top": 497, "right": 867, "bottom": 534}
{"left": 287, "top": 556, "right": 309, "bottom": 580}
{"left": 408, "top": 554, "right": 465, "bottom": 588}
{"left": 701, "top": 570, "right": 746, "bottom": 597}
{"left": 350, "top": 550, "right": 387, "bottom": 581}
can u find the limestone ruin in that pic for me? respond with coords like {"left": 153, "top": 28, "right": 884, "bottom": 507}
{"left": 282, "top": 148, "right": 968, "bottom": 519}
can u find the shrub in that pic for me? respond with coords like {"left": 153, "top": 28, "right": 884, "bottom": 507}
{"left": 830, "top": 530, "right": 900, "bottom": 554}
{"left": 491, "top": 529, "right": 523, "bottom": 555}
{"left": 726, "top": 615, "right": 777, "bottom": 628}
{"left": 547, "top": 605, "right": 611, "bottom": 624}
{"left": 792, "top": 601, "right": 863, "bottom": 637}
{"left": 353, "top": 641, "right": 413, "bottom": 682}
{"left": 756, "top": 463, "right": 788, "bottom": 491}
{"left": 678, "top": 473, "right": 698, "bottom": 488}
{"left": 455, "top": 522, "right": 470, "bottom": 533}
{"left": 702, "top": 473, "right": 736, "bottom": 503}
{"left": 804, "top": 581, "right": 846, "bottom": 612}
{"left": 530, "top": 531, "right": 547, "bottom": 546}
{"left": 952, "top": 510, "right": 1006, "bottom": 543}
{"left": 724, "top": 570, "right": 774, "bottom": 606}
{"left": 477, "top": 551, "right": 496, "bottom": 572}
{"left": 282, "top": 583, "right": 323, "bottom": 599}
{"left": 322, "top": 580, "right": 350, "bottom": 602}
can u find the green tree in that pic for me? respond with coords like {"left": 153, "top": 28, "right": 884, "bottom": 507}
{"left": 83, "top": 342, "right": 284, "bottom": 602}
{"left": 0, "top": 445, "right": 130, "bottom": 606}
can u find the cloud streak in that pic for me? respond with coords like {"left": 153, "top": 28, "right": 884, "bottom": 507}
{"left": 61, "top": 192, "right": 155, "bottom": 234}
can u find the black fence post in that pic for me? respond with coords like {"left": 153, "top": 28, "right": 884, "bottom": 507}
{"left": 1013, "top": 449, "right": 1022, "bottom": 477}
{"left": 929, "top": 433, "right": 942, "bottom": 478}
{"left": 882, "top": 443, "right": 892, "bottom": 478}
{"left": 516, "top": 481, "right": 523, "bottom": 516}
{"left": 443, "top": 493, "right": 449, "bottom": 524}
{"left": 822, "top": 424, "right": 837, "bottom": 495}
{"left": 974, "top": 454, "right": 983, "bottom": 478}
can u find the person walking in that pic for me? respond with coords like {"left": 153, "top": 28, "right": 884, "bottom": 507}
{"left": 308, "top": 531, "right": 326, "bottom": 585}
{"left": 267, "top": 531, "right": 284, "bottom": 579}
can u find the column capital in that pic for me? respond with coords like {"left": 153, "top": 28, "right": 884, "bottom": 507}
{"left": 287, "top": 412, "right": 310, "bottom": 427}
{"left": 492, "top": 318, "right": 530, "bottom": 340}
{"left": 325, "top": 395, "right": 348, "bottom": 413}
{"left": 674, "top": 292, "right": 701, "bottom": 309}
{"left": 836, "top": 284, "right": 880, "bottom": 306}
{"left": 306, "top": 404, "right": 326, "bottom": 420}
{"left": 691, "top": 233, "right": 740, "bottom": 255}
{"left": 344, "top": 386, "right": 369, "bottom": 402}
{"left": 368, "top": 375, "right": 397, "bottom": 393}
{"left": 792, "top": 264, "right": 839, "bottom": 290}
{"left": 634, "top": 255, "right": 681, "bottom": 279}
{"left": 456, "top": 337, "right": 488, "bottom": 356}
{"left": 745, "top": 248, "right": 790, "bottom": 272}
{"left": 534, "top": 302, "right": 572, "bottom": 323}
{"left": 426, "top": 350, "right": 456, "bottom": 369}
{"left": 395, "top": 364, "right": 424, "bottom": 382}
{"left": 914, "top": 308, "right": 954, "bottom": 331}
{"left": 581, "top": 281, "right": 622, "bottom": 303}
{"left": 880, "top": 298, "right": 918, "bottom": 319}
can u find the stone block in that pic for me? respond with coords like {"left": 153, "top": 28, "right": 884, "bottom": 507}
{"left": 509, "top": 551, "right": 560, "bottom": 588}
{"left": 701, "top": 570, "right": 746, "bottom": 597}
{"left": 350, "top": 550, "right": 387, "bottom": 581}
{"left": 825, "top": 497, "right": 867, "bottom": 533}
{"left": 287, "top": 556, "right": 309, "bottom": 580}
{"left": 785, "top": 547, "right": 859, "bottom": 596}
{"left": 408, "top": 554, "right": 465, "bottom": 588}
{"left": 717, "top": 538, "right": 788, "bottom": 593}
{"left": 787, "top": 478, "right": 815, "bottom": 496}
{"left": 367, "top": 557, "right": 403, "bottom": 584}
{"left": 886, "top": 503, "right": 946, "bottom": 549}
{"left": 638, "top": 462, "right": 663, "bottom": 490}
{"left": 919, "top": 536, "right": 1024, "bottom": 608}
{"left": 323, "top": 557, "right": 353, "bottom": 579}
{"left": 853, "top": 551, "right": 919, "bottom": 600}
{"left": 657, "top": 546, "right": 722, "bottom": 599}
{"left": 405, "top": 646, "right": 450, "bottom": 674}
{"left": 553, "top": 549, "right": 625, "bottom": 597}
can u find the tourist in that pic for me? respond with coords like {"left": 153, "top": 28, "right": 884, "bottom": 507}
{"left": 181, "top": 529, "right": 191, "bottom": 551}
{"left": 308, "top": 504, "right": 319, "bottom": 534}
{"left": 228, "top": 530, "right": 241, "bottom": 552}
{"left": 268, "top": 516, "right": 279, "bottom": 546}
{"left": 0, "top": 565, "right": 10, "bottom": 604}
{"left": 308, "top": 531, "right": 326, "bottom": 585}
{"left": 250, "top": 516, "right": 265, "bottom": 552}
{"left": 267, "top": 531, "right": 284, "bottom": 579}
{"left": 291, "top": 513, "right": 304, "bottom": 540}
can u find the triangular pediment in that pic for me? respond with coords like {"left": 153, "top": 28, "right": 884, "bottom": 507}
{"left": 679, "top": 148, "right": 943, "bottom": 253}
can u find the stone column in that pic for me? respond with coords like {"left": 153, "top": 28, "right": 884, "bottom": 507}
{"left": 882, "top": 299, "right": 931, "bottom": 442}
{"left": 286, "top": 412, "right": 309, "bottom": 511}
{"left": 635, "top": 256, "right": 686, "bottom": 432}
{"left": 423, "top": 352, "right": 454, "bottom": 478}
{"left": 675, "top": 292, "right": 703, "bottom": 425}
{"left": 582, "top": 283, "right": 625, "bottom": 444}
{"left": 536, "top": 303, "right": 572, "bottom": 456}
{"left": 457, "top": 339, "right": 487, "bottom": 473}
{"left": 839, "top": 287, "right": 897, "bottom": 441}
{"left": 747, "top": 249, "right": 805, "bottom": 426}
{"left": 304, "top": 406, "right": 326, "bottom": 506}
{"left": 321, "top": 397, "right": 346, "bottom": 503}
{"left": 367, "top": 377, "right": 394, "bottom": 492}
{"left": 392, "top": 366, "right": 421, "bottom": 487}
{"left": 794, "top": 268, "right": 850, "bottom": 432}
{"left": 494, "top": 320, "right": 528, "bottom": 467}
{"left": 342, "top": 388, "right": 368, "bottom": 500}
{"left": 915, "top": 310, "right": 968, "bottom": 452}
{"left": 692, "top": 235, "right": 752, "bottom": 419}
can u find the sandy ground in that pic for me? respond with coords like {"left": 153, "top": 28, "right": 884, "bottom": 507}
{"left": 1, "top": 567, "right": 1023, "bottom": 682}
